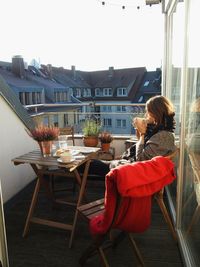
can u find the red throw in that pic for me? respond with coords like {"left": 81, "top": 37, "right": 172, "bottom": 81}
{"left": 90, "top": 156, "right": 176, "bottom": 235}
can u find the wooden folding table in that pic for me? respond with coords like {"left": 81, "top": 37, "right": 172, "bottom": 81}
{"left": 12, "top": 146, "right": 100, "bottom": 248}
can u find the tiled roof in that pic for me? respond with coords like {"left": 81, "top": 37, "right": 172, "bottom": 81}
{"left": 84, "top": 67, "right": 146, "bottom": 88}
{"left": 133, "top": 69, "right": 161, "bottom": 103}
{"left": 0, "top": 58, "right": 161, "bottom": 121}
{"left": 26, "top": 72, "right": 67, "bottom": 90}
{"left": 0, "top": 68, "right": 42, "bottom": 88}
{"left": 50, "top": 67, "right": 91, "bottom": 88}
{"left": 0, "top": 75, "right": 34, "bottom": 129}
{"left": 47, "top": 66, "right": 147, "bottom": 102}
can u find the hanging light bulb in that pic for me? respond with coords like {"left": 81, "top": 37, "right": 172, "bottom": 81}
{"left": 122, "top": 5, "right": 125, "bottom": 9}
{"left": 102, "top": 1, "right": 105, "bottom": 5}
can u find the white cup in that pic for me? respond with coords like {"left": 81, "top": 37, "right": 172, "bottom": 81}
{"left": 133, "top": 117, "right": 147, "bottom": 129}
{"left": 60, "top": 150, "right": 72, "bottom": 162}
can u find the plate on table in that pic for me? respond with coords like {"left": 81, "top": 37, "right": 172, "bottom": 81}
{"left": 70, "top": 150, "right": 80, "bottom": 156}
{"left": 74, "top": 155, "right": 85, "bottom": 160}
{"left": 54, "top": 149, "right": 80, "bottom": 157}
{"left": 57, "top": 158, "right": 75, "bottom": 164}
{"left": 79, "top": 148, "right": 96, "bottom": 154}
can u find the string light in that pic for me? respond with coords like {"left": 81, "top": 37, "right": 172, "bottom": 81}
{"left": 97, "top": 0, "right": 149, "bottom": 10}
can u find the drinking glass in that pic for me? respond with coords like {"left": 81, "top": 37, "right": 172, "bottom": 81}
{"left": 58, "top": 135, "right": 68, "bottom": 150}
{"left": 51, "top": 140, "right": 60, "bottom": 155}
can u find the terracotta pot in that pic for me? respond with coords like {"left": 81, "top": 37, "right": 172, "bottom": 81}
{"left": 38, "top": 141, "right": 52, "bottom": 157}
{"left": 101, "top": 142, "right": 110, "bottom": 152}
{"left": 83, "top": 136, "right": 98, "bottom": 147}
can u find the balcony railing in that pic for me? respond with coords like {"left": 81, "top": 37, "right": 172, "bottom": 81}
{"left": 25, "top": 103, "right": 146, "bottom": 136}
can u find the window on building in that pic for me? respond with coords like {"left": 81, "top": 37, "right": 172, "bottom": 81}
{"left": 103, "top": 88, "right": 112, "bottom": 96}
{"left": 32, "top": 92, "right": 36, "bottom": 104}
{"left": 37, "top": 92, "right": 41, "bottom": 103}
{"left": 117, "top": 87, "right": 127, "bottom": 96}
{"left": 63, "top": 92, "right": 67, "bottom": 101}
{"left": 116, "top": 119, "right": 126, "bottom": 128}
{"left": 95, "top": 88, "right": 100, "bottom": 96}
{"left": 76, "top": 88, "right": 81, "bottom": 98}
{"left": 116, "top": 106, "right": 126, "bottom": 112}
{"left": 54, "top": 92, "right": 60, "bottom": 102}
{"left": 103, "top": 118, "right": 112, "bottom": 127}
{"left": 58, "top": 92, "right": 62, "bottom": 102}
{"left": 138, "top": 96, "right": 144, "bottom": 103}
{"left": 83, "top": 88, "right": 91, "bottom": 97}
{"left": 25, "top": 92, "right": 30, "bottom": 105}
{"left": 54, "top": 114, "right": 58, "bottom": 127}
{"left": 55, "top": 91, "right": 66, "bottom": 102}
{"left": 56, "top": 92, "right": 60, "bottom": 102}
{"left": 102, "top": 106, "right": 112, "bottom": 112}
{"left": 19, "top": 92, "right": 24, "bottom": 104}
{"left": 61, "top": 92, "right": 64, "bottom": 101}
{"left": 144, "top": 81, "right": 149, "bottom": 87}
{"left": 64, "top": 114, "right": 68, "bottom": 126}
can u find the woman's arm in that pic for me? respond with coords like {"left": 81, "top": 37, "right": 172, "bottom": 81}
{"left": 135, "top": 131, "right": 175, "bottom": 161}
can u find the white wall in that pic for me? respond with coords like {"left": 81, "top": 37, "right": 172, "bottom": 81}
{"left": 0, "top": 96, "right": 37, "bottom": 203}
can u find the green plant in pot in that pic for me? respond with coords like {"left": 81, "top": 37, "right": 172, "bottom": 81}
{"left": 99, "top": 131, "right": 113, "bottom": 151}
{"left": 82, "top": 119, "right": 101, "bottom": 147}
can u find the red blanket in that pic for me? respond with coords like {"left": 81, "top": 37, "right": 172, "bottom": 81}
{"left": 90, "top": 156, "right": 176, "bottom": 235}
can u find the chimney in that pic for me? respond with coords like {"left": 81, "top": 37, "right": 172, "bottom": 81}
{"left": 71, "top": 65, "right": 76, "bottom": 80}
{"left": 12, "top": 55, "right": 25, "bottom": 78}
{"left": 108, "top": 66, "right": 114, "bottom": 78}
{"left": 47, "top": 64, "right": 52, "bottom": 79}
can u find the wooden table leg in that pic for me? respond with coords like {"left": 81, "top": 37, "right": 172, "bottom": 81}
{"left": 23, "top": 178, "right": 41, "bottom": 237}
{"left": 68, "top": 160, "right": 91, "bottom": 248}
{"left": 23, "top": 164, "right": 55, "bottom": 237}
{"left": 31, "top": 164, "right": 54, "bottom": 202}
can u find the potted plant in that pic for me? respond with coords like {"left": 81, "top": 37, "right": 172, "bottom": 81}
{"left": 82, "top": 119, "right": 101, "bottom": 147}
{"left": 99, "top": 131, "right": 113, "bottom": 152}
{"left": 26, "top": 124, "right": 60, "bottom": 156}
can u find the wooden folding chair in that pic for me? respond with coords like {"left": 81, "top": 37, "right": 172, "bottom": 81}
{"left": 154, "top": 149, "right": 179, "bottom": 241}
{"left": 77, "top": 196, "right": 145, "bottom": 267}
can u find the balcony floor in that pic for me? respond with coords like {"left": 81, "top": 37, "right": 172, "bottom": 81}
{"left": 4, "top": 178, "right": 183, "bottom": 267}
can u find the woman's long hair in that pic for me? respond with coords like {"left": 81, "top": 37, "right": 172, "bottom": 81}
{"left": 145, "top": 96, "right": 176, "bottom": 142}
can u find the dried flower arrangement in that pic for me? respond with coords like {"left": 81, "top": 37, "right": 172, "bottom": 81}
{"left": 26, "top": 124, "right": 60, "bottom": 142}
{"left": 99, "top": 131, "right": 113, "bottom": 144}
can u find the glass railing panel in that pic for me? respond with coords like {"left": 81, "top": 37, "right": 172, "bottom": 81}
{"left": 29, "top": 103, "right": 146, "bottom": 137}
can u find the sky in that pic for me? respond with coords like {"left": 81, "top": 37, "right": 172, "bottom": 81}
{"left": 0, "top": 0, "right": 164, "bottom": 71}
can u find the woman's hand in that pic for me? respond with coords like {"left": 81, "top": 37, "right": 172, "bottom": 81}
{"left": 135, "top": 129, "right": 140, "bottom": 140}
{"left": 133, "top": 117, "right": 147, "bottom": 136}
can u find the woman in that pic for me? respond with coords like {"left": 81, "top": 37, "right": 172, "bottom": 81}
{"left": 79, "top": 95, "right": 176, "bottom": 177}
{"left": 134, "top": 95, "right": 176, "bottom": 161}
